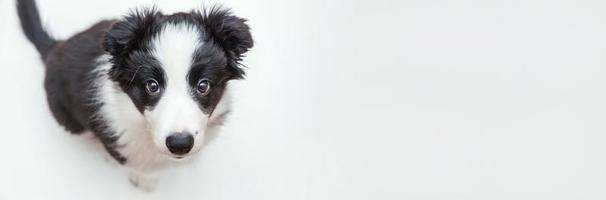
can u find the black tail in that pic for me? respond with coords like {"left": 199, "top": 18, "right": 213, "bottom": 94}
{"left": 16, "top": 0, "right": 57, "bottom": 59}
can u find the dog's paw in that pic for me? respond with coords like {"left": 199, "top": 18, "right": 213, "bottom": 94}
{"left": 129, "top": 172, "right": 158, "bottom": 192}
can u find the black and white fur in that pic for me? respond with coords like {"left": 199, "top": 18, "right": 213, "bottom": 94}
{"left": 16, "top": 0, "right": 252, "bottom": 191}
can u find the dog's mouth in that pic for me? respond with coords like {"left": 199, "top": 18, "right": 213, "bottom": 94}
{"left": 167, "top": 154, "right": 189, "bottom": 161}
{"left": 155, "top": 146, "right": 189, "bottom": 161}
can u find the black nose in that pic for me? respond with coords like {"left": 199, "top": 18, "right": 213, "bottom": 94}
{"left": 166, "top": 132, "right": 194, "bottom": 155}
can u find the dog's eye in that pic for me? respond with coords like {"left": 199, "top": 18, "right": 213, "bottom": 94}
{"left": 145, "top": 79, "right": 160, "bottom": 95}
{"left": 197, "top": 79, "right": 210, "bottom": 96}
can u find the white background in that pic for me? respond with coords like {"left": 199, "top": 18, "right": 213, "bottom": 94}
{"left": 1, "top": 0, "right": 606, "bottom": 199}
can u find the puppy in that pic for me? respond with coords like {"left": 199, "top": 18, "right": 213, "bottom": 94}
{"left": 16, "top": 0, "right": 252, "bottom": 191}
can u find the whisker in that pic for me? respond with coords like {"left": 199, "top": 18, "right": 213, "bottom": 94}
{"left": 128, "top": 65, "right": 144, "bottom": 87}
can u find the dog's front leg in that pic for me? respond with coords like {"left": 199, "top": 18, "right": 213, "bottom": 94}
{"left": 129, "top": 171, "right": 158, "bottom": 192}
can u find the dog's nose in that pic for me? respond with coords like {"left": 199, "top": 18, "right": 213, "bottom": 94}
{"left": 165, "top": 132, "right": 194, "bottom": 155}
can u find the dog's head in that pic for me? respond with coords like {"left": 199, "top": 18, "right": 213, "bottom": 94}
{"left": 102, "top": 7, "right": 252, "bottom": 159}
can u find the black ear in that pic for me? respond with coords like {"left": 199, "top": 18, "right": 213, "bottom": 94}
{"left": 103, "top": 8, "right": 162, "bottom": 59}
{"left": 195, "top": 6, "right": 253, "bottom": 78}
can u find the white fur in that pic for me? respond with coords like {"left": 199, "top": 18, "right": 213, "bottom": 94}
{"left": 129, "top": 171, "right": 158, "bottom": 192}
{"left": 147, "top": 23, "right": 207, "bottom": 156}
{"left": 93, "top": 56, "right": 168, "bottom": 173}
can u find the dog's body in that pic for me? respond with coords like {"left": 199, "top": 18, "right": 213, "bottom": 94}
{"left": 16, "top": 0, "right": 252, "bottom": 190}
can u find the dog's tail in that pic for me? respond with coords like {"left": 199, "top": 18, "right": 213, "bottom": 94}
{"left": 16, "top": 0, "right": 57, "bottom": 59}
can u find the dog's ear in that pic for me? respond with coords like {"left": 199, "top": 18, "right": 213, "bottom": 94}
{"left": 194, "top": 6, "right": 253, "bottom": 78}
{"left": 103, "top": 8, "right": 161, "bottom": 58}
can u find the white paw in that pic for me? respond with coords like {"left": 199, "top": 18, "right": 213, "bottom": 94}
{"left": 129, "top": 172, "right": 158, "bottom": 192}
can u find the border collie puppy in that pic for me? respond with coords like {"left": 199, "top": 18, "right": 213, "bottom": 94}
{"left": 16, "top": 0, "right": 252, "bottom": 191}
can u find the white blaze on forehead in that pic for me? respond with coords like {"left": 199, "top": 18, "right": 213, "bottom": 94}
{"left": 147, "top": 23, "right": 207, "bottom": 142}
{"left": 152, "top": 23, "right": 201, "bottom": 81}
